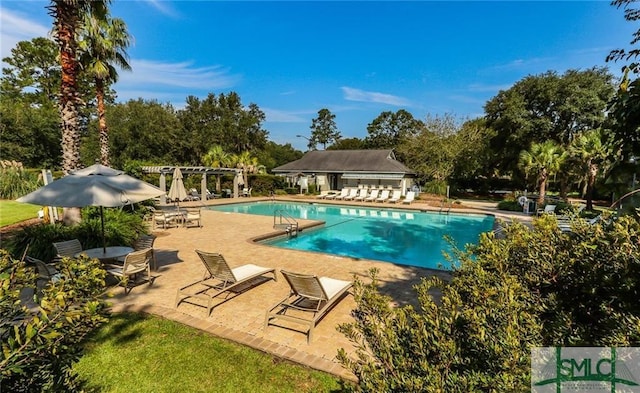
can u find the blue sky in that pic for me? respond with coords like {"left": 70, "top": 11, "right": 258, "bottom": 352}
{"left": 0, "top": 1, "right": 634, "bottom": 151}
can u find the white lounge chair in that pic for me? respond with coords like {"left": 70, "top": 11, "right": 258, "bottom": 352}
{"left": 330, "top": 188, "right": 351, "bottom": 200}
{"left": 536, "top": 204, "right": 556, "bottom": 216}
{"left": 342, "top": 188, "right": 359, "bottom": 201}
{"left": 388, "top": 190, "right": 402, "bottom": 203}
{"left": 353, "top": 188, "right": 369, "bottom": 201}
{"left": 264, "top": 270, "right": 352, "bottom": 343}
{"left": 365, "top": 189, "right": 379, "bottom": 202}
{"left": 375, "top": 189, "right": 390, "bottom": 203}
{"left": 104, "top": 248, "right": 153, "bottom": 294}
{"left": 403, "top": 191, "right": 415, "bottom": 205}
{"left": 175, "top": 250, "right": 277, "bottom": 316}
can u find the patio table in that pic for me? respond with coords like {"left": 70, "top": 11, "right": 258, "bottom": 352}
{"left": 76, "top": 246, "right": 134, "bottom": 262}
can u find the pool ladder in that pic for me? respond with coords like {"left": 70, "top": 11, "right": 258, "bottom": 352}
{"left": 439, "top": 199, "right": 452, "bottom": 215}
{"left": 273, "top": 210, "right": 299, "bottom": 238}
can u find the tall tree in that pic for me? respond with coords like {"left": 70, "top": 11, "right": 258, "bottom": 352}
{"left": 177, "top": 92, "right": 268, "bottom": 163}
{"left": 364, "top": 109, "right": 424, "bottom": 149}
{"left": 518, "top": 141, "right": 566, "bottom": 205}
{"left": 397, "top": 114, "right": 462, "bottom": 184}
{"left": 48, "top": 0, "right": 107, "bottom": 174}
{"left": 78, "top": 11, "right": 131, "bottom": 166}
{"left": 485, "top": 68, "right": 614, "bottom": 174}
{"left": 327, "top": 137, "right": 366, "bottom": 150}
{"left": 0, "top": 37, "right": 60, "bottom": 104}
{"left": 309, "top": 108, "right": 340, "bottom": 150}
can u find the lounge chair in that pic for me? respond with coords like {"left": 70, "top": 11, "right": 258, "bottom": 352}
{"left": 402, "top": 191, "right": 415, "bottom": 205}
{"left": 153, "top": 210, "right": 177, "bottom": 230}
{"left": 365, "top": 189, "right": 379, "bottom": 202}
{"left": 117, "top": 234, "right": 158, "bottom": 270}
{"left": 175, "top": 250, "right": 277, "bottom": 316}
{"left": 188, "top": 188, "right": 201, "bottom": 201}
{"left": 264, "top": 270, "right": 352, "bottom": 343}
{"left": 388, "top": 190, "right": 402, "bottom": 203}
{"left": 104, "top": 248, "right": 153, "bottom": 294}
{"left": 343, "top": 188, "right": 360, "bottom": 201}
{"left": 53, "top": 239, "right": 83, "bottom": 259}
{"left": 536, "top": 204, "right": 556, "bottom": 216}
{"left": 375, "top": 189, "right": 390, "bottom": 203}
{"left": 184, "top": 208, "right": 202, "bottom": 228}
{"left": 325, "top": 189, "right": 345, "bottom": 200}
{"left": 26, "top": 256, "right": 61, "bottom": 293}
{"left": 354, "top": 188, "right": 369, "bottom": 201}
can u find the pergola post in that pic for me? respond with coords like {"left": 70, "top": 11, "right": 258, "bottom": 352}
{"left": 200, "top": 173, "right": 207, "bottom": 200}
{"left": 233, "top": 171, "right": 239, "bottom": 198}
{"left": 159, "top": 172, "right": 166, "bottom": 204}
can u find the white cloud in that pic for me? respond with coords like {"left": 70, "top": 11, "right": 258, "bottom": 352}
{"left": 262, "top": 107, "right": 309, "bottom": 123}
{"left": 341, "top": 86, "right": 410, "bottom": 106}
{"left": 140, "top": 0, "right": 180, "bottom": 18}
{"left": 0, "top": 7, "right": 50, "bottom": 59}
{"left": 488, "top": 56, "right": 552, "bottom": 71}
{"left": 116, "top": 59, "right": 241, "bottom": 90}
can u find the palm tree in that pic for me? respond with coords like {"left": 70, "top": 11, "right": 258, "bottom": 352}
{"left": 78, "top": 12, "right": 131, "bottom": 166}
{"left": 569, "top": 130, "right": 611, "bottom": 211}
{"left": 47, "top": 0, "right": 107, "bottom": 174}
{"left": 231, "top": 151, "right": 260, "bottom": 187}
{"left": 519, "top": 140, "right": 566, "bottom": 206}
{"left": 202, "top": 145, "right": 230, "bottom": 192}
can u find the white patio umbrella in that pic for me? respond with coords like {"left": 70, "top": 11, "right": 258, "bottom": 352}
{"left": 167, "top": 167, "right": 188, "bottom": 206}
{"left": 16, "top": 164, "right": 164, "bottom": 252}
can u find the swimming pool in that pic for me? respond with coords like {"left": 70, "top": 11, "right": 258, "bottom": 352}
{"left": 208, "top": 201, "right": 494, "bottom": 270}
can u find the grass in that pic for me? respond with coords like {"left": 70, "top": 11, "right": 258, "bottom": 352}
{"left": 74, "top": 313, "right": 347, "bottom": 393}
{"left": 0, "top": 200, "right": 40, "bottom": 227}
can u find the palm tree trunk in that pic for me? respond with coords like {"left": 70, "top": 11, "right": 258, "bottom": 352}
{"left": 537, "top": 170, "right": 548, "bottom": 206}
{"left": 585, "top": 163, "right": 598, "bottom": 211}
{"left": 54, "top": 1, "right": 82, "bottom": 174}
{"left": 96, "top": 78, "right": 109, "bottom": 166}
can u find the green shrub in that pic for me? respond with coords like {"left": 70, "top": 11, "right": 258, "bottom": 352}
{"left": 0, "top": 250, "right": 109, "bottom": 392}
{"left": 0, "top": 165, "right": 41, "bottom": 200}
{"left": 338, "top": 214, "right": 640, "bottom": 392}
{"left": 5, "top": 207, "right": 148, "bottom": 262}
{"left": 422, "top": 180, "right": 448, "bottom": 196}
{"left": 497, "top": 200, "right": 522, "bottom": 211}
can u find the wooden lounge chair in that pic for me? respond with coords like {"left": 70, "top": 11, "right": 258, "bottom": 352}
{"left": 375, "top": 189, "right": 390, "bottom": 203}
{"left": 388, "top": 190, "right": 402, "bottom": 203}
{"left": 104, "top": 248, "right": 153, "bottom": 294}
{"left": 402, "top": 191, "right": 415, "bottom": 205}
{"left": 264, "top": 270, "right": 352, "bottom": 343}
{"left": 175, "top": 250, "right": 277, "bottom": 316}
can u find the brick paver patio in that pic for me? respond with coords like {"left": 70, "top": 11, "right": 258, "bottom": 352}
{"left": 107, "top": 196, "right": 531, "bottom": 381}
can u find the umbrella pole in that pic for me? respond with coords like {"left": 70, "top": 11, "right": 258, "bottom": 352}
{"left": 100, "top": 206, "right": 106, "bottom": 253}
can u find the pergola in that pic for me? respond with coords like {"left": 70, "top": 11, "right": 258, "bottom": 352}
{"left": 141, "top": 166, "right": 243, "bottom": 203}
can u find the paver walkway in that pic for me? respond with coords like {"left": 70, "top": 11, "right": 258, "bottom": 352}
{"left": 107, "top": 196, "right": 532, "bottom": 381}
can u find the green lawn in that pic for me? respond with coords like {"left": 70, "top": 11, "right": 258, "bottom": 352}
{"left": 74, "top": 313, "right": 346, "bottom": 393}
{"left": 0, "top": 200, "right": 40, "bottom": 227}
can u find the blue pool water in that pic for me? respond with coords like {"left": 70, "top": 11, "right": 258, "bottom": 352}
{"left": 208, "top": 202, "right": 494, "bottom": 270}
